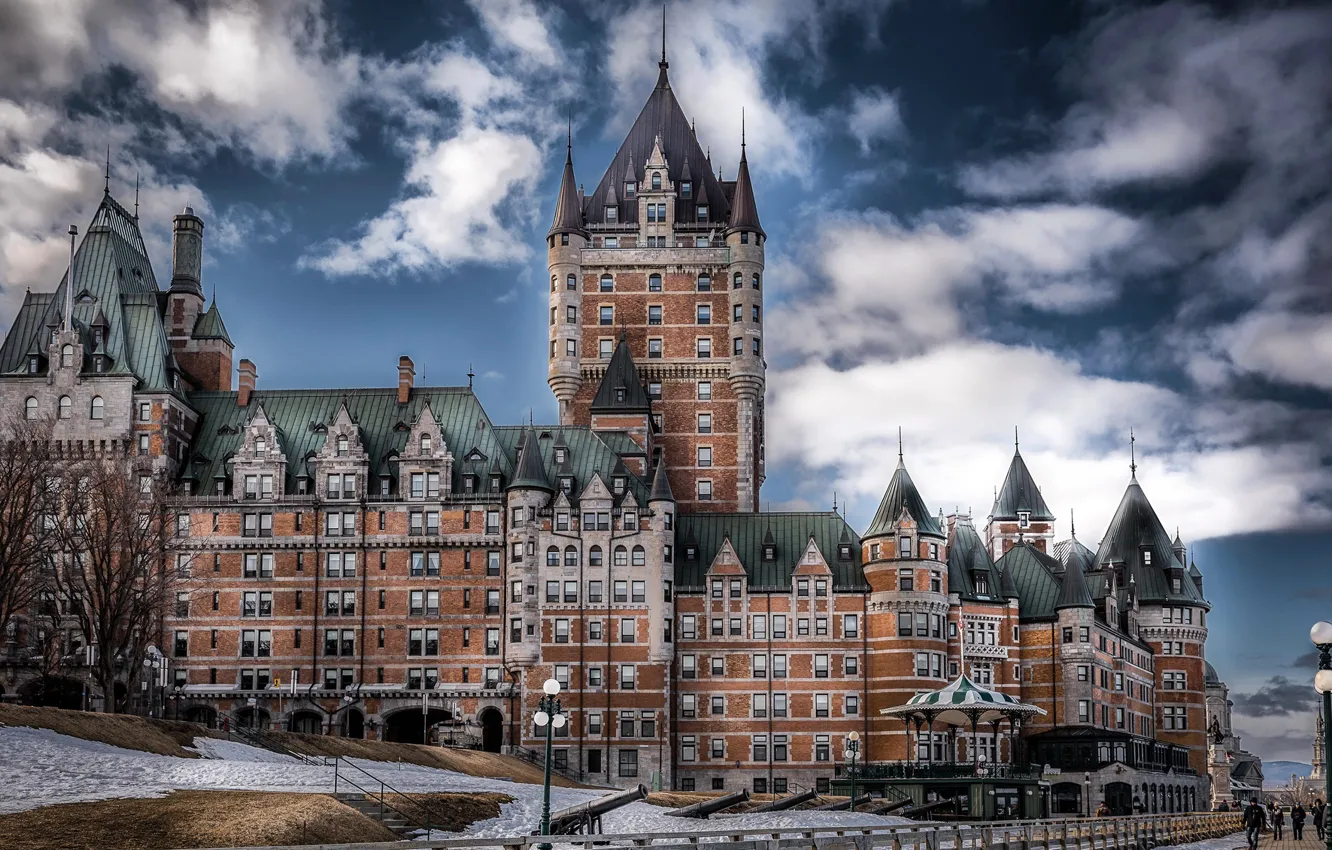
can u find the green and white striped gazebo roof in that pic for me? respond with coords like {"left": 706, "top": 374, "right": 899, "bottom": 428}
{"left": 880, "top": 674, "right": 1046, "bottom": 727}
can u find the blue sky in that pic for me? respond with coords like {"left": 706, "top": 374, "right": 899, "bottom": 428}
{"left": 0, "top": 0, "right": 1329, "bottom": 762}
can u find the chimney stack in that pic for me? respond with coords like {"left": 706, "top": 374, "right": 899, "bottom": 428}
{"left": 238, "top": 359, "right": 257, "bottom": 407}
{"left": 398, "top": 356, "right": 415, "bottom": 404}
{"left": 170, "top": 206, "right": 205, "bottom": 296}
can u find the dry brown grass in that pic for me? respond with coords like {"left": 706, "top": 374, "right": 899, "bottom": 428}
{"left": 0, "top": 791, "right": 396, "bottom": 850}
{"left": 268, "top": 730, "right": 583, "bottom": 787}
{"left": 0, "top": 704, "right": 225, "bottom": 758}
{"left": 389, "top": 791, "right": 511, "bottom": 832}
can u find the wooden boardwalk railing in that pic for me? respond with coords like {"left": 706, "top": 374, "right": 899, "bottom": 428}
{"left": 192, "top": 811, "right": 1243, "bottom": 850}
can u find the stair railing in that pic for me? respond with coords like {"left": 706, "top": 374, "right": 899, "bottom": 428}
{"left": 333, "top": 756, "right": 435, "bottom": 835}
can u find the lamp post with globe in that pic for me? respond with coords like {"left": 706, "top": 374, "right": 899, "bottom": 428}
{"left": 1310, "top": 622, "right": 1332, "bottom": 850}
{"left": 845, "top": 731, "right": 861, "bottom": 810}
{"left": 533, "top": 678, "right": 567, "bottom": 849}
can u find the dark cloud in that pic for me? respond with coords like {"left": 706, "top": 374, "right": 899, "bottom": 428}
{"left": 1293, "top": 650, "right": 1322, "bottom": 669}
{"left": 1232, "top": 676, "right": 1320, "bottom": 718}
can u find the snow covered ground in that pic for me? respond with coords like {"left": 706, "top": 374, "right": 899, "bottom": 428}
{"left": 0, "top": 724, "right": 912, "bottom": 841}
{"left": 1153, "top": 834, "right": 1247, "bottom": 850}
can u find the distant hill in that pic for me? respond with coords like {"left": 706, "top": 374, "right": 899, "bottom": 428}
{"left": 1264, "top": 761, "right": 1312, "bottom": 786}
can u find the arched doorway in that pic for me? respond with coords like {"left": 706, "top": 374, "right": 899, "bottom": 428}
{"left": 235, "top": 706, "right": 270, "bottom": 730}
{"left": 342, "top": 708, "right": 365, "bottom": 739}
{"left": 17, "top": 675, "right": 85, "bottom": 710}
{"left": 1051, "top": 782, "right": 1082, "bottom": 815}
{"left": 1104, "top": 781, "right": 1132, "bottom": 816}
{"left": 382, "top": 707, "right": 450, "bottom": 744}
{"left": 184, "top": 705, "right": 219, "bottom": 727}
{"left": 480, "top": 708, "right": 503, "bottom": 753}
{"left": 289, "top": 710, "right": 322, "bottom": 734}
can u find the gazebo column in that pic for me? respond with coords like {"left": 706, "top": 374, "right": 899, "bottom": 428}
{"left": 991, "top": 719, "right": 1002, "bottom": 768}
{"left": 912, "top": 716, "right": 924, "bottom": 772}
{"left": 970, "top": 711, "right": 980, "bottom": 775}
{"left": 926, "top": 717, "right": 935, "bottom": 770}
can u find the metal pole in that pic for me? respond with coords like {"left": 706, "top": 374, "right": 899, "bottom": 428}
{"left": 538, "top": 696, "right": 555, "bottom": 850}
{"left": 1322, "top": 643, "right": 1332, "bottom": 850}
{"left": 849, "top": 745, "right": 857, "bottom": 810}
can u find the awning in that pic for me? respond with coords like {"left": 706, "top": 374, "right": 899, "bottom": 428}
{"left": 880, "top": 674, "right": 1047, "bottom": 727}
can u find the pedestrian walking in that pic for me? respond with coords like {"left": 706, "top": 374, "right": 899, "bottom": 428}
{"left": 1273, "top": 804, "right": 1286, "bottom": 840}
{"left": 1096, "top": 801, "right": 1110, "bottom": 817}
{"left": 1315, "top": 799, "right": 1326, "bottom": 841}
{"left": 1245, "top": 799, "right": 1268, "bottom": 850}
{"left": 1293, "top": 803, "right": 1306, "bottom": 840}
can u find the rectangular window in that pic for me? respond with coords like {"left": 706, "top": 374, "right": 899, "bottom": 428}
{"left": 697, "top": 413, "right": 712, "bottom": 434}
{"left": 697, "top": 338, "right": 711, "bottom": 358}
{"left": 648, "top": 338, "right": 662, "bottom": 358}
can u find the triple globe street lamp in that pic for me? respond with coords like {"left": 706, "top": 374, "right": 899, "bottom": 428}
{"left": 533, "top": 678, "right": 567, "bottom": 850}
{"left": 1309, "top": 621, "right": 1332, "bottom": 850}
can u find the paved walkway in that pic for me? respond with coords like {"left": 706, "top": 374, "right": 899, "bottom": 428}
{"left": 1252, "top": 829, "right": 1328, "bottom": 850}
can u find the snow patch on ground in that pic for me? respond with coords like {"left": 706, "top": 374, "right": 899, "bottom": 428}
{"left": 0, "top": 724, "right": 915, "bottom": 841}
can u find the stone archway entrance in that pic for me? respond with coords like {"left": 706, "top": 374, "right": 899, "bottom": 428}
{"left": 1104, "top": 781, "right": 1132, "bottom": 816}
{"left": 342, "top": 708, "right": 364, "bottom": 739}
{"left": 235, "top": 706, "right": 270, "bottom": 730}
{"left": 18, "top": 675, "right": 85, "bottom": 710}
{"left": 382, "top": 707, "right": 450, "bottom": 744}
{"left": 184, "top": 705, "right": 219, "bottom": 727}
{"left": 289, "top": 709, "right": 322, "bottom": 734}
{"left": 480, "top": 707, "right": 503, "bottom": 753}
{"left": 1051, "top": 782, "right": 1082, "bottom": 815}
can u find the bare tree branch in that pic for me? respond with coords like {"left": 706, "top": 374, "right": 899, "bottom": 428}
{"left": 0, "top": 413, "right": 57, "bottom": 644}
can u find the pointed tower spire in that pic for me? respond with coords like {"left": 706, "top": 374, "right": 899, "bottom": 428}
{"left": 103, "top": 146, "right": 110, "bottom": 194}
{"left": 1129, "top": 428, "right": 1137, "bottom": 480}
{"left": 133, "top": 173, "right": 140, "bottom": 219}
{"left": 897, "top": 426, "right": 904, "bottom": 464}
{"left": 1014, "top": 425, "right": 1019, "bottom": 453}
{"left": 655, "top": 3, "right": 670, "bottom": 87}
{"left": 649, "top": 452, "right": 674, "bottom": 503}
{"left": 1070, "top": 509, "right": 1076, "bottom": 538}
{"left": 549, "top": 120, "right": 585, "bottom": 237}
{"left": 1055, "top": 547, "right": 1095, "bottom": 610}
{"left": 727, "top": 111, "right": 764, "bottom": 236}
{"left": 64, "top": 224, "right": 77, "bottom": 331}
{"left": 508, "top": 427, "right": 553, "bottom": 492}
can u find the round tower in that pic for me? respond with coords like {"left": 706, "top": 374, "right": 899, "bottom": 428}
{"left": 548, "top": 139, "right": 587, "bottom": 425}
{"left": 725, "top": 137, "right": 765, "bottom": 512}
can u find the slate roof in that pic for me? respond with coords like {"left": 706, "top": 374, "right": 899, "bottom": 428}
{"left": 1055, "top": 547, "right": 1095, "bottom": 610}
{"left": 549, "top": 141, "right": 586, "bottom": 236}
{"left": 947, "top": 518, "right": 1005, "bottom": 602}
{"left": 727, "top": 144, "right": 763, "bottom": 235}
{"left": 1093, "top": 476, "right": 1208, "bottom": 607}
{"left": 590, "top": 335, "right": 650, "bottom": 413}
{"left": 1204, "top": 661, "right": 1220, "bottom": 685}
{"left": 1053, "top": 536, "right": 1096, "bottom": 574}
{"left": 995, "top": 542, "right": 1066, "bottom": 620}
{"left": 490, "top": 426, "right": 651, "bottom": 505}
{"left": 648, "top": 453, "right": 674, "bottom": 502}
{"left": 865, "top": 457, "right": 943, "bottom": 538}
{"left": 508, "top": 427, "right": 553, "bottom": 492}
{"left": 192, "top": 300, "right": 232, "bottom": 344}
{"left": 991, "top": 445, "right": 1055, "bottom": 521}
{"left": 0, "top": 193, "right": 178, "bottom": 394}
{"left": 581, "top": 64, "right": 732, "bottom": 228}
{"left": 674, "top": 512, "right": 866, "bottom": 591}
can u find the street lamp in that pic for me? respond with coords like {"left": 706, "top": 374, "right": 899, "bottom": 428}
{"left": 1084, "top": 772, "right": 1092, "bottom": 818}
{"left": 845, "top": 731, "right": 861, "bottom": 811}
{"left": 534, "top": 678, "right": 567, "bottom": 849}
{"left": 1310, "top": 621, "right": 1332, "bottom": 850}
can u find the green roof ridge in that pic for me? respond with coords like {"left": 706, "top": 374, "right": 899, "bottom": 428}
{"left": 193, "top": 300, "right": 232, "bottom": 344}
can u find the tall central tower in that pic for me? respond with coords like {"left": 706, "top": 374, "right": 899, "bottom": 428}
{"left": 546, "top": 43, "right": 766, "bottom": 513}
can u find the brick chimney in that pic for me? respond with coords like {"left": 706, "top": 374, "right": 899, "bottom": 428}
{"left": 397, "top": 355, "right": 415, "bottom": 404}
{"left": 238, "top": 359, "right": 257, "bottom": 407}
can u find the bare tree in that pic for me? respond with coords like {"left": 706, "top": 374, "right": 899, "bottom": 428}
{"left": 47, "top": 458, "right": 191, "bottom": 713}
{"left": 0, "top": 413, "right": 57, "bottom": 642}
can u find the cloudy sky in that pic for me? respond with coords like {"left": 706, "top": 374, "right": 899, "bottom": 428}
{"left": 1, "top": 0, "right": 1330, "bottom": 762}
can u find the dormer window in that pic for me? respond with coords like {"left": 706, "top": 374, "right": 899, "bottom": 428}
{"left": 559, "top": 476, "right": 573, "bottom": 494}
{"left": 1018, "top": 511, "right": 1030, "bottom": 528}
{"left": 420, "top": 434, "right": 432, "bottom": 454}
{"left": 1142, "top": 550, "right": 1152, "bottom": 565}
{"left": 336, "top": 436, "right": 349, "bottom": 457}
{"left": 624, "top": 181, "right": 635, "bottom": 198}
{"left": 838, "top": 544, "right": 851, "bottom": 561}
{"left": 464, "top": 474, "right": 476, "bottom": 493}
{"left": 763, "top": 545, "right": 776, "bottom": 561}
{"left": 651, "top": 172, "right": 661, "bottom": 190}
{"left": 605, "top": 206, "right": 618, "bottom": 223}
{"left": 92, "top": 328, "right": 103, "bottom": 345}
{"left": 60, "top": 345, "right": 73, "bottom": 368}
{"left": 697, "top": 205, "right": 709, "bottom": 222}
{"left": 28, "top": 357, "right": 38, "bottom": 374}
{"left": 615, "top": 388, "right": 625, "bottom": 403}
{"left": 612, "top": 476, "right": 626, "bottom": 495}
{"left": 255, "top": 439, "right": 267, "bottom": 457}
{"left": 554, "top": 448, "right": 566, "bottom": 464}
{"left": 490, "top": 474, "right": 501, "bottom": 490}
{"left": 899, "top": 536, "right": 912, "bottom": 559}
{"left": 93, "top": 356, "right": 105, "bottom": 373}
{"left": 973, "top": 572, "right": 989, "bottom": 595}
{"left": 680, "top": 181, "right": 691, "bottom": 199}
{"left": 685, "top": 546, "right": 697, "bottom": 561}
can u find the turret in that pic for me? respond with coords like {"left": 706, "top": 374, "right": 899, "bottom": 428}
{"left": 986, "top": 429, "right": 1056, "bottom": 558}
{"left": 547, "top": 132, "right": 587, "bottom": 424}
{"left": 726, "top": 128, "right": 766, "bottom": 512}
{"left": 165, "top": 206, "right": 233, "bottom": 390}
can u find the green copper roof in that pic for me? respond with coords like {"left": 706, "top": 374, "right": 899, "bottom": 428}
{"left": 590, "top": 335, "right": 650, "bottom": 413}
{"left": 648, "top": 452, "right": 674, "bottom": 502}
{"left": 1055, "top": 546, "right": 1095, "bottom": 610}
{"left": 490, "top": 426, "right": 650, "bottom": 505}
{"left": 947, "top": 518, "right": 1005, "bottom": 602}
{"left": 865, "top": 457, "right": 943, "bottom": 538}
{"left": 995, "top": 542, "right": 1065, "bottom": 621}
{"left": 1093, "top": 476, "right": 1208, "bottom": 608}
{"left": 193, "top": 300, "right": 232, "bottom": 345}
{"left": 1053, "top": 535, "right": 1096, "bottom": 573}
{"left": 508, "top": 427, "right": 553, "bottom": 492}
{"left": 675, "top": 512, "right": 866, "bottom": 591}
{"left": 991, "top": 445, "right": 1055, "bottom": 521}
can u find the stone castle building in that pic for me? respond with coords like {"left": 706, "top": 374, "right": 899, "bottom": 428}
{"left": 0, "top": 38, "right": 1227, "bottom": 815}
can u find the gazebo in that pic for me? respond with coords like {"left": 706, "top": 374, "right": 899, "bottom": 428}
{"left": 834, "top": 675, "right": 1050, "bottom": 820}
{"left": 882, "top": 674, "right": 1046, "bottom": 775}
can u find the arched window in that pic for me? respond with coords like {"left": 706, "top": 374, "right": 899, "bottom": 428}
{"left": 550, "top": 275, "right": 556, "bottom": 292}
{"left": 546, "top": 546, "right": 560, "bottom": 567}
{"left": 733, "top": 272, "right": 742, "bottom": 289}
{"left": 58, "top": 396, "right": 71, "bottom": 419}
{"left": 255, "top": 438, "right": 267, "bottom": 456}
{"left": 599, "top": 274, "right": 613, "bottom": 292}
{"left": 752, "top": 272, "right": 761, "bottom": 290}
{"left": 337, "top": 436, "right": 349, "bottom": 457}
{"left": 564, "top": 546, "right": 578, "bottom": 566}
{"left": 24, "top": 397, "right": 37, "bottom": 419}
{"left": 566, "top": 274, "right": 576, "bottom": 291}
{"left": 420, "top": 434, "right": 432, "bottom": 454}
{"left": 697, "top": 273, "right": 711, "bottom": 292}
{"left": 613, "top": 545, "right": 628, "bottom": 566}
{"left": 588, "top": 546, "right": 603, "bottom": 567}
{"left": 651, "top": 172, "right": 661, "bottom": 190}
{"left": 60, "top": 345, "right": 73, "bottom": 368}
{"left": 631, "top": 545, "right": 646, "bottom": 567}
{"left": 89, "top": 396, "right": 104, "bottom": 420}
{"left": 648, "top": 273, "right": 662, "bottom": 292}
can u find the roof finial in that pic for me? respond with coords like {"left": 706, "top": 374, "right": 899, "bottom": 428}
{"left": 1129, "top": 428, "right": 1137, "bottom": 479}
{"left": 741, "top": 107, "right": 746, "bottom": 151}
{"left": 133, "top": 172, "right": 140, "bottom": 218}
{"left": 1014, "top": 425, "right": 1019, "bottom": 453}
{"left": 897, "top": 426, "right": 903, "bottom": 463}
{"left": 103, "top": 146, "right": 111, "bottom": 194}
{"left": 1070, "top": 508, "right": 1076, "bottom": 538}
{"left": 566, "top": 111, "right": 572, "bottom": 156}
{"left": 832, "top": 490, "right": 837, "bottom": 512}
{"left": 64, "top": 224, "right": 77, "bottom": 331}
{"left": 660, "top": 3, "right": 667, "bottom": 68}
{"left": 468, "top": 363, "right": 475, "bottom": 388}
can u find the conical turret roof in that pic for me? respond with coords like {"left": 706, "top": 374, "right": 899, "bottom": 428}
{"left": 865, "top": 454, "right": 942, "bottom": 538}
{"left": 648, "top": 453, "right": 674, "bottom": 502}
{"left": 507, "top": 427, "right": 552, "bottom": 492}
{"left": 549, "top": 141, "right": 585, "bottom": 237}
{"left": 1055, "top": 548, "right": 1095, "bottom": 610}
{"left": 999, "top": 564, "right": 1019, "bottom": 600}
{"left": 1094, "top": 476, "right": 1206, "bottom": 606}
{"left": 590, "top": 334, "right": 650, "bottom": 413}
{"left": 991, "top": 439, "right": 1055, "bottom": 521}
{"left": 727, "top": 143, "right": 763, "bottom": 235}
{"left": 193, "top": 300, "right": 232, "bottom": 345}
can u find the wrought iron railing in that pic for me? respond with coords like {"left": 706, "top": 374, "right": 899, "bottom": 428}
{"left": 838, "top": 761, "right": 1046, "bottom": 781}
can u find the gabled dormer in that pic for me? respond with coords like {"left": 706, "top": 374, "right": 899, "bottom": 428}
{"left": 399, "top": 403, "right": 453, "bottom": 499}
{"left": 578, "top": 472, "right": 613, "bottom": 507}
{"left": 232, "top": 404, "right": 287, "bottom": 500}
{"left": 638, "top": 134, "right": 675, "bottom": 245}
{"left": 619, "top": 490, "right": 641, "bottom": 532}
{"left": 314, "top": 402, "right": 367, "bottom": 501}
{"left": 707, "top": 536, "right": 746, "bottom": 578}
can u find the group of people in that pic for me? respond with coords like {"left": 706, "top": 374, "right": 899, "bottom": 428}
{"left": 1243, "top": 798, "right": 1327, "bottom": 849}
